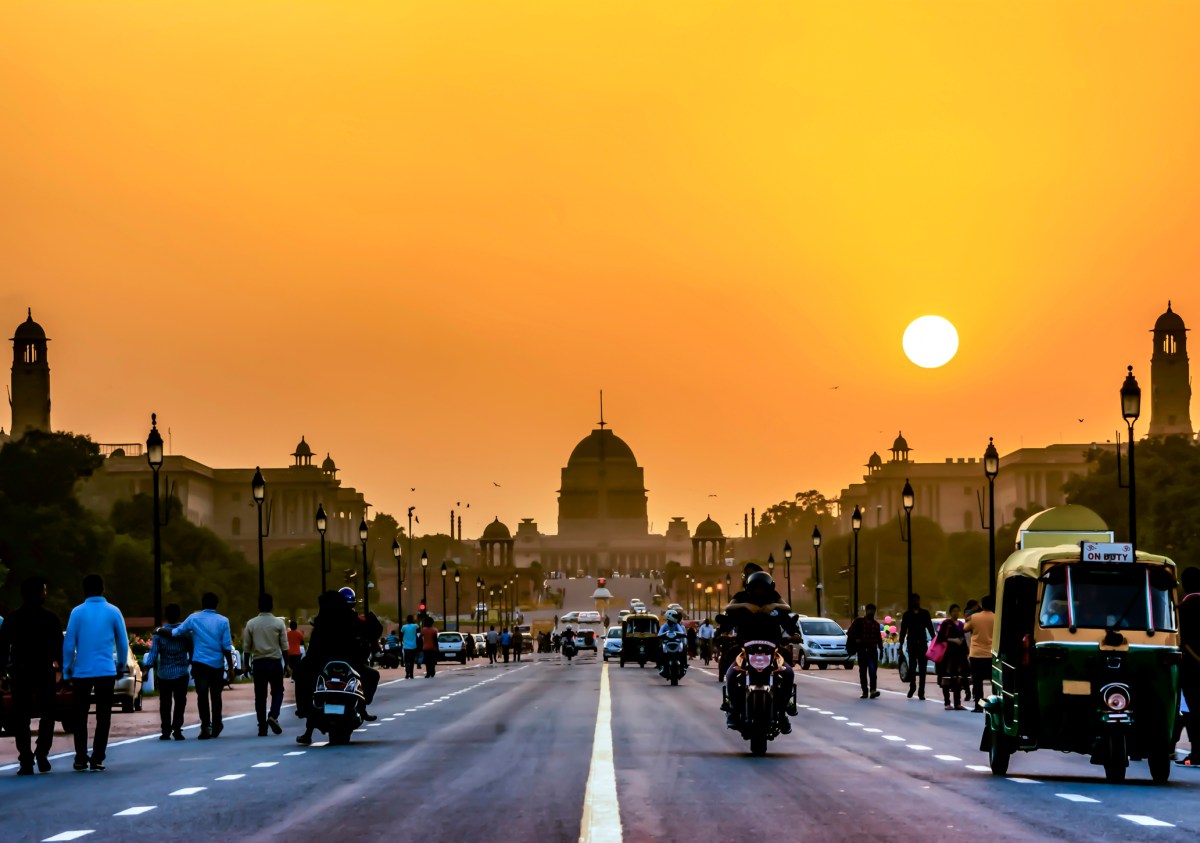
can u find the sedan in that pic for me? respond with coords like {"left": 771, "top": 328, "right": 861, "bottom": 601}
{"left": 437, "top": 632, "right": 468, "bottom": 663}
{"left": 602, "top": 626, "right": 623, "bottom": 661}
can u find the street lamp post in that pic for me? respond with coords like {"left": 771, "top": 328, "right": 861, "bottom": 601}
{"left": 812, "top": 526, "right": 823, "bottom": 618}
{"left": 983, "top": 438, "right": 1000, "bottom": 594}
{"left": 783, "top": 541, "right": 793, "bottom": 605}
{"left": 454, "top": 570, "right": 461, "bottom": 631}
{"left": 252, "top": 467, "right": 267, "bottom": 601}
{"left": 705, "top": 585, "right": 713, "bottom": 617}
{"left": 316, "top": 504, "right": 328, "bottom": 594}
{"left": 359, "top": 518, "right": 370, "bottom": 615}
{"left": 767, "top": 553, "right": 775, "bottom": 576}
{"left": 851, "top": 505, "right": 862, "bottom": 616}
{"left": 420, "top": 550, "right": 429, "bottom": 617}
{"left": 902, "top": 479, "right": 915, "bottom": 601}
{"left": 392, "top": 538, "right": 403, "bottom": 621}
{"left": 695, "top": 580, "right": 702, "bottom": 619}
{"left": 489, "top": 587, "right": 496, "bottom": 627}
{"left": 476, "top": 577, "right": 484, "bottom": 629}
{"left": 1120, "top": 366, "right": 1141, "bottom": 552}
{"left": 440, "top": 562, "right": 447, "bottom": 627}
{"left": 147, "top": 414, "right": 165, "bottom": 627}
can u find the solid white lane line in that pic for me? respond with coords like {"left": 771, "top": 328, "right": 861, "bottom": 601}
{"left": 579, "top": 661, "right": 623, "bottom": 843}
{"left": 169, "top": 787, "right": 207, "bottom": 796}
{"left": 934, "top": 755, "right": 962, "bottom": 762}
{"left": 42, "top": 833, "right": 94, "bottom": 842}
{"left": 252, "top": 762, "right": 279, "bottom": 768}
{"left": 1056, "top": 794, "right": 1100, "bottom": 803}
{"left": 215, "top": 774, "right": 245, "bottom": 781}
{"left": 113, "top": 807, "right": 156, "bottom": 816}
{"left": 1119, "top": 815, "right": 1174, "bottom": 828}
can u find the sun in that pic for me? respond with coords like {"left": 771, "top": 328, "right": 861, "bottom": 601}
{"left": 902, "top": 316, "right": 959, "bottom": 368}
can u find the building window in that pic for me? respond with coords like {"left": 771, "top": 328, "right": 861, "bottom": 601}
{"left": 232, "top": 516, "right": 241, "bottom": 536}
{"left": 1164, "top": 335, "right": 1177, "bottom": 355}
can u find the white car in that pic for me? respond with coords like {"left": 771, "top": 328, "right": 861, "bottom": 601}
{"left": 578, "top": 611, "right": 602, "bottom": 624}
{"left": 795, "top": 618, "right": 855, "bottom": 670}
{"left": 437, "top": 632, "right": 468, "bottom": 663}
{"left": 560, "top": 611, "right": 580, "bottom": 624}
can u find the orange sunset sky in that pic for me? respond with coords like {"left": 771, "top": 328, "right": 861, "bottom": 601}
{"left": 3, "top": 2, "right": 1199, "bottom": 537}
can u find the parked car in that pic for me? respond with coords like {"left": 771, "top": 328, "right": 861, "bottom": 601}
{"left": 602, "top": 626, "right": 623, "bottom": 661}
{"left": 473, "top": 633, "right": 488, "bottom": 656}
{"left": 795, "top": 618, "right": 854, "bottom": 671}
{"left": 514, "top": 625, "right": 535, "bottom": 654}
{"left": 437, "top": 632, "right": 468, "bottom": 663}
{"left": 113, "top": 650, "right": 144, "bottom": 712}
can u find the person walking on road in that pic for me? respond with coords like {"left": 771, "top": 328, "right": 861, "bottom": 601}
{"left": 500, "top": 627, "right": 512, "bottom": 663}
{"left": 512, "top": 627, "right": 523, "bottom": 662}
{"left": 244, "top": 593, "right": 289, "bottom": 736}
{"left": 286, "top": 620, "right": 304, "bottom": 679}
{"left": 400, "top": 614, "right": 421, "bottom": 678}
{"left": 935, "top": 604, "right": 970, "bottom": 710}
{"left": 420, "top": 615, "right": 440, "bottom": 678}
{"left": 963, "top": 595, "right": 995, "bottom": 713}
{"left": 1178, "top": 566, "right": 1200, "bottom": 766}
{"left": 899, "top": 593, "right": 935, "bottom": 700}
{"left": 847, "top": 603, "right": 883, "bottom": 699}
{"left": 162, "top": 592, "right": 234, "bottom": 739}
{"left": 0, "top": 576, "right": 63, "bottom": 774}
{"left": 63, "top": 573, "right": 129, "bottom": 771}
{"left": 486, "top": 626, "right": 498, "bottom": 664}
{"left": 148, "top": 602, "right": 192, "bottom": 741}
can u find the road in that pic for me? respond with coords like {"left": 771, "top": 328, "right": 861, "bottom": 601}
{"left": 6, "top": 652, "right": 1197, "bottom": 842}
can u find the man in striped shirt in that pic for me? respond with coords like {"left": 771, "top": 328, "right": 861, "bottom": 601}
{"left": 148, "top": 602, "right": 192, "bottom": 740}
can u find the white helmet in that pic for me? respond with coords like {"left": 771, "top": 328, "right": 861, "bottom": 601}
{"left": 665, "top": 609, "right": 681, "bottom": 624}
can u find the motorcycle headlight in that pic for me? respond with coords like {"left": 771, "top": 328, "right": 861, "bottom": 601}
{"left": 1101, "top": 683, "right": 1130, "bottom": 713}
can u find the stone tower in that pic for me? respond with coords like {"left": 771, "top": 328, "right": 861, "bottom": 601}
{"left": 10, "top": 309, "right": 51, "bottom": 438}
{"left": 1148, "top": 302, "right": 1193, "bottom": 438}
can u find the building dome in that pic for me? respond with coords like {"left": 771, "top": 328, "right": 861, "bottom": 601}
{"left": 12, "top": 308, "right": 46, "bottom": 342}
{"left": 694, "top": 516, "right": 723, "bottom": 539}
{"left": 567, "top": 429, "right": 637, "bottom": 465}
{"left": 321, "top": 452, "right": 337, "bottom": 472}
{"left": 867, "top": 451, "right": 883, "bottom": 468}
{"left": 892, "top": 432, "right": 910, "bottom": 452}
{"left": 293, "top": 436, "right": 313, "bottom": 458}
{"left": 1154, "top": 301, "right": 1186, "bottom": 333}
{"left": 481, "top": 517, "right": 512, "bottom": 540}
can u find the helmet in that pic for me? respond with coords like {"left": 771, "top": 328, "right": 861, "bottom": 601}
{"left": 338, "top": 587, "right": 356, "bottom": 604}
{"left": 665, "top": 609, "right": 681, "bottom": 624}
{"left": 746, "top": 571, "right": 775, "bottom": 593}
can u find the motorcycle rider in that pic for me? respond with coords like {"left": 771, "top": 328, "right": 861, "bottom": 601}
{"left": 697, "top": 617, "right": 716, "bottom": 664}
{"left": 339, "top": 587, "right": 382, "bottom": 720}
{"left": 560, "top": 625, "right": 578, "bottom": 664}
{"left": 658, "top": 609, "right": 687, "bottom": 676}
{"left": 295, "top": 590, "right": 379, "bottom": 745}
{"left": 720, "top": 571, "right": 797, "bottom": 733}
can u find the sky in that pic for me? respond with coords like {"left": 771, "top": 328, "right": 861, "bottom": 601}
{"left": 3, "top": 2, "right": 1199, "bottom": 538}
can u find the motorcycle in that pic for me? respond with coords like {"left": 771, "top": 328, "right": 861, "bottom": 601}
{"left": 374, "top": 646, "right": 401, "bottom": 670}
{"left": 724, "top": 641, "right": 796, "bottom": 756}
{"left": 562, "top": 637, "right": 578, "bottom": 664}
{"left": 699, "top": 638, "right": 713, "bottom": 666}
{"left": 659, "top": 630, "right": 688, "bottom": 686}
{"left": 310, "top": 661, "right": 366, "bottom": 745}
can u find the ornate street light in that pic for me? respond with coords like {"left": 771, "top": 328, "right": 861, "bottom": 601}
{"left": 316, "top": 503, "right": 328, "bottom": 593}
{"left": 476, "top": 576, "right": 484, "bottom": 628}
{"left": 783, "top": 540, "right": 793, "bottom": 605}
{"left": 454, "top": 569, "right": 461, "bottom": 632}
{"left": 252, "top": 467, "right": 268, "bottom": 600}
{"left": 1120, "top": 366, "right": 1141, "bottom": 551}
{"left": 851, "top": 505, "right": 862, "bottom": 616}
{"left": 767, "top": 553, "right": 775, "bottom": 573}
{"left": 392, "top": 538, "right": 403, "bottom": 620}
{"left": 441, "top": 561, "right": 448, "bottom": 627}
{"left": 147, "top": 414, "right": 165, "bottom": 627}
{"left": 812, "top": 526, "right": 823, "bottom": 617}
{"left": 983, "top": 437, "right": 1000, "bottom": 593}
{"left": 420, "top": 550, "right": 429, "bottom": 617}
{"left": 901, "top": 478, "right": 915, "bottom": 601}
{"left": 359, "top": 518, "right": 370, "bottom": 615}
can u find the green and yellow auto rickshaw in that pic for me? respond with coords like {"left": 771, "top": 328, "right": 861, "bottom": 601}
{"left": 620, "top": 613, "right": 661, "bottom": 668}
{"left": 981, "top": 505, "right": 1181, "bottom": 783}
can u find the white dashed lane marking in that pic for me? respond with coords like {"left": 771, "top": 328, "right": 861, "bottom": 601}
{"left": 1057, "top": 794, "right": 1100, "bottom": 803}
{"left": 965, "top": 765, "right": 991, "bottom": 772}
{"left": 1009, "top": 777, "right": 1041, "bottom": 785}
{"left": 215, "top": 774, "right": 244, "bottom": 781}
{"left": 906, "top": 745, "right": 932, "bottom": 751}
{"left": 42, "top": 832, "right": 95, "bottom": 841}
{"left": 1120, "top": 815, "right": 1175, "bottom": 828}
{"left": 252, "top": 762, "right": 279, "bottom": 768}
{"left": 169, "top": 787, "right": 207, "bottom": 796}
{"left": 882, "top": 735, "right": 905, "bottom": 742}
{"left": 113, "top": 807, "right": 156, "bottom": 816}
{"left": 284, "top": 751, "right": 305, "bottom": 756}
{"left": 934, "top": 755, "right": 962, "bottom": 762}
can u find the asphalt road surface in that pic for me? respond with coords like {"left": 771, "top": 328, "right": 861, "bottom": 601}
{"left": 6, "top": 653, "right": 1198, "bottom": 842}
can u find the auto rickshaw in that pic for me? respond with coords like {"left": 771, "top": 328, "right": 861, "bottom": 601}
{"left": 620, "top": 612, "right": 661, "bottom": 668}
{"left": 981, "top": 505, "right": 1181, "bottom": 783}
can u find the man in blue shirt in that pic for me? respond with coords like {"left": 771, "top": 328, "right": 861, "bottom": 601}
{"left": 63, "top": 574, "right": 129, "bottom": 772}
{"left": 162, "top": 592, "right": 234, "bottom": 739}
{"left": 148, "top": 602, "right": 192, "bottom": 740}
{"left": 400, "top": 614, "right": 420, "bottom": 679}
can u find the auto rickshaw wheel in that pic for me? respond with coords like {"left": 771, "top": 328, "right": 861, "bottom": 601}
{"left": 1149, "top": 751, "right": 1172, "bottom": 784}
{"left": 1103, "top": 734, "right": 1127, "bottom": 783}
{"left": 988, "top": 728, "right": 1011, "bottom": 776}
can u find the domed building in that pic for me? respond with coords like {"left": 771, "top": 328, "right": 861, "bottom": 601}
{"left": 493, "top": 416, "right": 696, "bottom": 575}
{"left": 1148, "top": 301, "right": 1193, "bottom": 439}
{"left": 9, "top": 308, "right": 51, "bottom": 438}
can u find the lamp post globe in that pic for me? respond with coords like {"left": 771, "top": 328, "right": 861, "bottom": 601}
{"left": 767, "top": 553, "right": 775, "bottom": 573}
{"left": 902, "top": 478, "right": 915, "bottom": 600}
{"left": 147, "top": 414, "right": 165, "bottom": 626}
{"left": 316, "top": 503, "right": 329, "bottom": 593}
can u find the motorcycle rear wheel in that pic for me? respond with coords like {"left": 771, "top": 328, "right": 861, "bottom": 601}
{"left": 750, "top": 734, "right": 768, "bottom": 756}
{"left": 329, "top": 728, "right": 353, "bottom": 746}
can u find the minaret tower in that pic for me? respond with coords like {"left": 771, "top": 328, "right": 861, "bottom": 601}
{"left": 10, "top": 309, "right": 51, "bottom": 438}
{"left": 1148, "top": 301, "right": 1193, "bottom": 438}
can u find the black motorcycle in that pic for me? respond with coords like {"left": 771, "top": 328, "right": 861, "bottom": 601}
{"left": 725, "top": 641, "right": 796, "bottom": 756}
{"left": 310, "top": 661, "right": 366, "bottom": 745}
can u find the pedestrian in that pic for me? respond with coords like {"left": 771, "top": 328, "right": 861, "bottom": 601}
{"left": 899, "top": 593, "right": 935, "bottom": 700}
{"left": 161, "top": 592, "right": 234, "bottom": 740}
{"left": 1178, "top": 566, "right": 1200, "bottom": 765}
{"left": 286, "top": 620, "right": 304, "bottom": 678}
{"left": 686, "top": 623, "right": 698, "bottom": 659}
{"left": 847, "top": 603, "right": 883, "bottom": 699}
{"left": 961, "top": 599, "right": 980, "bottom": 703}
{"left": 963, "top": 594, "right": 995, "bottom": 713}
{"left": 401, "top": 614, "right": 420, "bottom": 678}
{"left": 486, "top": 625, "right": 498, "bottom": 664}
{"left": 697, "top": 618, "right": 715, "bottom": 664}
{"left": 500, "top": 627, "right": 512, "bottom": 663}
{"left": 934, "top": 604, "right": 970, "bottom": 710}
{"left": 244, "top": 593, "right": 288, "bottom": 737}
{"left": 62, "top": 573, "right": 128, "bottom": 771}
{"left": 512, "top": 627, "right": 523, "bottom": 662}
{"left": 420, "top": 615, "right": 440, "bottom": 678}
{"left": 0, "top": 576, "right": 63, "bottom": 774}
{"left": 465, "top": 630, "right": 476, "bottom": 661}
{"left": 148, "top": 602, "right": 192, "bottom": 741}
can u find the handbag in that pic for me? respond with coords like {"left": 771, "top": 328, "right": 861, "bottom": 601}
{"left": 925, "top": 639, "right": 947, "bottom": 664}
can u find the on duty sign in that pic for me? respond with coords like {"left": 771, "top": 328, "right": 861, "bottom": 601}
{"left": 1081, "top": 542, "right": 1134, "bottom": 563}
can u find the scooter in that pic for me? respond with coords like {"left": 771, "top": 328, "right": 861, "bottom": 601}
{"left": 562, "top": 637, "right": 578, "bottom": 664}
{"left": 310, "top": 661, "right": 366, "bottom": 745}
{"left": 659, "top": 631, "right": 688, "bottom": 686}
{"left": 722, "top": 641, "right": 797, "bottom": 757}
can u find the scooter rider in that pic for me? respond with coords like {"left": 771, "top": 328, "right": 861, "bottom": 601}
{"left": 658, "top": 609, "right": 687, "bottom": 674}
{"left": 721, "top": 571, "right": 797, "bottom": 733}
